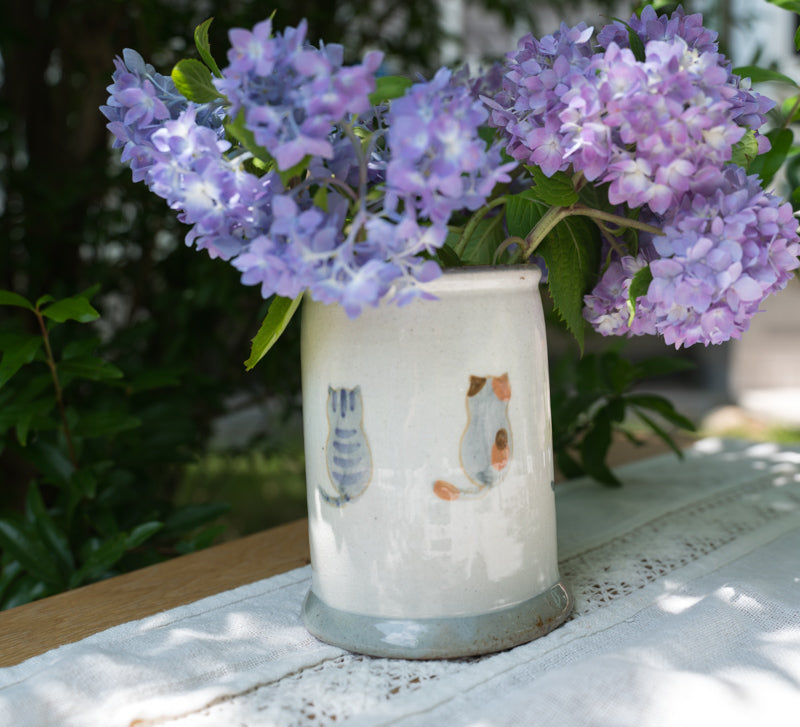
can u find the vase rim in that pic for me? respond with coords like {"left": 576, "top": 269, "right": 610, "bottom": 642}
{"left": 420, "top": 263, "right": 543, "bottom": 294}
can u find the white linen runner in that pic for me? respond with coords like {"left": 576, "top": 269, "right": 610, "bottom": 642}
{"left": 1, "top": 438, "right": 799, "bottom": 726}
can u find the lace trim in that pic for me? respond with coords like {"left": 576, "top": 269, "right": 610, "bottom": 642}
{"left": 164, "top": 463, "right": 800, "bottom": 726}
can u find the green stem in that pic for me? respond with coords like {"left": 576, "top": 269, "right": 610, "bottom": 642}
{"left": 453, "top": 196, "right": 508, "bottom": 257}
{"left": 523, "top": 203, "right": 664, "bottom": 259}
{"left": 783, "top": 96, "right": 800, "bottom": 130}
{"left": 35, "top": 310, "right": 78, "bottom": 468}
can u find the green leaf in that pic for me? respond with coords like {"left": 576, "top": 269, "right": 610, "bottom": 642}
{"left": 633, "top": 409, "right": 687, "bottom": 459}
{"left": 72, "top": 534, "right": 128, "bottom": 586}
{"left": 58, "top": 356, "right": 124, "bottom": 382}
{"left": 0, "top": 515, "right": 64, "bottom": 586}
{"left": 537, "top": 215, "right": 601, "bottom": 352}
{"left": 579, "top": 409, "right": 621, "bottom": 486}
{"left": 764, "top": 0, "right": 800, "bottom": 15}
{"left": 25, "top": 440, "right": 75, "bottom": 487}
{"left": 796, "top": 24, "right": 800, "bottom": 51}
{"left": 747, "top": 128, "right": 794, "bottom": 186}
{"left": 432, "top": 244, "right": 463, "bottom": 268}
{"left": 460, "top": 214, "right": 506, "bottom": 265}
{"left": 369, "top": 75, "right": 413, "bottom": 105}
{"left": 125, "top": 521, "right": 163, "bottom": 549}
{"left": 626, "top": 393, "right": 697, "bottom": 432}
{"left": 733, "top": 64, "right": 799, "bottom": 87}
{"left": 505, "top": 189, "right": 549, "bottom": 240}
{"left": 26, "top": 482, "right": 75, "bottom": 576}
{"left": 14, "top": 397, "right": 54, "bottom": 446}
{"left": 633, "top": 355, "right": 696, "bottom": 379}
{"left": 73, "top": 410, "right": 141, "bottom": 438}
{"left": 730, "top": 130, "right": 761, "bottom": 170}
{"left": 172, "top": 58, "right": 222, "bottom": 103}
{"left": 611, "top": 17, "right": 646, "bottom": 62}
{"left": 41, "top": 296, "right": 99, "bottom": 324}
{"left": 0, "top": 335, "right": 42, "bottom": 388}
{"left": 225, "top": 110, "right": 272, "bottom": 164}
{"left": 524, "top": 166, "right": 579, "bottom": 207}
{"left": 244, "top": 294, "right": 303, "bottom": 370}
{"left": 0, "top": 291, "right": 34, "bottom": 310}
{"left": 627, "top": 265, "right": 653, "bottom": 325}
{"left": 194, "top": 17, "right": 222, "bottom": 78}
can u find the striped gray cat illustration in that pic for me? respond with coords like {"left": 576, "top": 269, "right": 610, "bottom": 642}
{"left": 434, "top": 373, "right": 512, "bottom": 501}
{"left": 319, "top": 386, "right": 373, "bottom": 507}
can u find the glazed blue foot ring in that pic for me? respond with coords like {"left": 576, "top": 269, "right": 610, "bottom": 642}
{"left": 302, "top": 580, "right": 573, "bottom": 659}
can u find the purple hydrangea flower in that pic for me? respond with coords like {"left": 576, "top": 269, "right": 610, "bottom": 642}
{"left": 584, "top": 167, "right": 800, "bottom": 348}
{"left": 487, "top": 8, "right": 775, "bottom": 219}
{"left": 386, "top": 67, "right": 516, "bottom": 224}
{"left": 214, "top": 18, "right": 383, "bottom": 171}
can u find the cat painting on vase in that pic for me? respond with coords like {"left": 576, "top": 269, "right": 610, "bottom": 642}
{"left": 319, "top": 386, "right": 372, "bottom": 507}
{"left": 434, "top": 373, "right": 512, "bottom": 501}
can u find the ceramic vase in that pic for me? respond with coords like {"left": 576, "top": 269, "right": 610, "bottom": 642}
{"left": 300, "top": 265, "right": 572, "bottom": 658}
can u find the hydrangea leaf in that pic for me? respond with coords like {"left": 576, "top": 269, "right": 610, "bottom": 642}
{"left": 172, "top": 59, "right": 222, "bottom": 104}
{"left": 764, "top": 0, "right": 800, "bottom": 16}
{"left": 747, "top": 128, "right": 794, "bottom": 185}
{"left": 610, "top": 17, "right": 646, "bottom": 62}
{"left": 537, "top": 215, "right": 600, "bottom": 353}
{"left": 505, "top": 189, "right": 549, "bottom": 240}
{"left": 194, "top": 17, "right": 222, "bottom": 78}
{"left": 734, "top": 65, "right": 798, "bottom": 88}
{"left": 730, "top": 130, "right": 760, "bottom": 170}
{"left": 524, "top": 166, "right": 579, "bottom": 207}
{"left": 225, "top": 111, "right": 273, "bottom": 164}
{"left": 245, "top": 294, "right": 303, "bottom": 370}
{"left": 460, "top": 214, "right": 506, "bottom": 265}
{"left": 627, "top": 264, "right": 653, "bottom": 325}
{"left": 369, "top": 76, "right": 413, "bottom": 106}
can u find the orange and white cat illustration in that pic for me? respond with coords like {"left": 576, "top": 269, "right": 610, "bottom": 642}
{"left": 433, "top": 373, "right": 511, "bottom": 501}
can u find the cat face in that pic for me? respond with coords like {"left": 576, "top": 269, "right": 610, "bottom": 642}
{"left": 328, "top": 386, "right": 363, "bottom": 422}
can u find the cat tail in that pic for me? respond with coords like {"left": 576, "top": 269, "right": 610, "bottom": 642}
{"left": 317, "top": 485, "right": 365, "bottom": 507}
{"left": 433, "top": 480, "right": 489, "bottom": 501}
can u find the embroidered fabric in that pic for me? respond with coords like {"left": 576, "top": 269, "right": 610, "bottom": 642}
{"left": 3, "top": 439, "right": 800, "bottom": 727}
{"left": 159, "top": 439, "right": 800, "bottom": 727}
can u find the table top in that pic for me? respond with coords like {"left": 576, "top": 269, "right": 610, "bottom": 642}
{"left": 3, "top": 436, "right": 799, "bottom": 727}
{"left": 0, "top": 434, "right": 678, "bottom": 667}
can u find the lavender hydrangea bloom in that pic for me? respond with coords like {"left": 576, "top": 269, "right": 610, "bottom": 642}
{"left": 386, "top": 67, "right": 516, "bottom": 224}
{"left": 597, "top": 6, "right": 774, "bottom": 135}
{"left": 584, "top": 167, "right": 800, "bottom": 348}
{"left": 487, "top": 8, "right": 775, "bottom": 218}
{"left": 101, "top": 49, "right": 224, "bottom": 182}
{"left": 214, "top": 18, "right": 383, "bottom": 171}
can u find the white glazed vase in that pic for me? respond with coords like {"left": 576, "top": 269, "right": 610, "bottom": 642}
{"left": 300, "top": 265, "right": 571, "bottom": 658}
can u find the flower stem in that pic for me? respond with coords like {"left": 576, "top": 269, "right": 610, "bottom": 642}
{"left": 35, "top": 309, "right": 78, "bottom": 468}
{"left": 523, "top": 203, "right": 663, "bottom": 258}
{"left": 453, "top": 196, "right": 508, "bottom": 257}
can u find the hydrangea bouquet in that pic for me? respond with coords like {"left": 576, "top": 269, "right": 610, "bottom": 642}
{"left": 101, "top": 5, "right": 800, "bottom": 366}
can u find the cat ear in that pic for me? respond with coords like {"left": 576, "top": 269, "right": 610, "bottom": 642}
{"left": 492, "top": 373, "right": 511, "bottom": 401}
{"left": 468, "top": 376, "right": 487, "bottom": 397}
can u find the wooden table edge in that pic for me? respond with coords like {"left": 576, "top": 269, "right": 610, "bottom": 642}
{"left": 0, "top": 517, "right": 310, "bottom": 667}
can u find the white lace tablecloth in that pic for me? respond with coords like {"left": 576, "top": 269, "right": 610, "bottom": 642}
{"left": 2, "top": 438, "right": 800, "bottom": 726}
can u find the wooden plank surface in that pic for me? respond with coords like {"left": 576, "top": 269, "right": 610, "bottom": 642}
{"left": 0, "top": 432, "right": 693, "bottom": 668}
{"left": 0, "top": 517, "right": 310, "bottom": 667}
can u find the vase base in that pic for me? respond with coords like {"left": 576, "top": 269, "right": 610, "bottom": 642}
{"left": 301, "top": 580, "right": 573, "bottom": 659}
